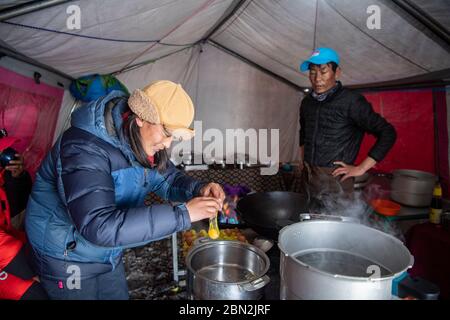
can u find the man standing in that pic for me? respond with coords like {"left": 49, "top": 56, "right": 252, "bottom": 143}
{"left": 298, "top": 47, "right": 396, "bottom": 205}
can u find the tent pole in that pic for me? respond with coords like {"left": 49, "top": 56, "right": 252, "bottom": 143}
{"left": 208, "top": 40, "right": 305, "bottom": 91}
{"left": 352, "top": 82, "right": 450, "bottom": 93}
{"left": 0, "top": 45, "right": 73, "bottom": 81}
{"left": 111, "top": 46, "right": 194, "bottom": 76}
{"left": 389, "top": 0, "right": 450, "bottom": 50}
{"left": 202, "top": 0, "right": 247, "bottom": 40}
{"left": 0, "top": 0, "right": 72, "bottom": 21}
{"left": 349, "top": 68, "right": 450, "bottom": 91}
{"left": 433, "top": 91, "right": 440, "bottom": 179}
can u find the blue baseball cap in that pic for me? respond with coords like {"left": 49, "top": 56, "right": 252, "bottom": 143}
{"left": 300, "top": 47, "right": 340, "bottom": 72}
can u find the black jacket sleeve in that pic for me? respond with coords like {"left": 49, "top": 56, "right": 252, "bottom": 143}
{"left": 3, "top": 170, "right": 32, "bottom": 218}
{"left": 349, "top": 95, "right": 397, "bottom": 162}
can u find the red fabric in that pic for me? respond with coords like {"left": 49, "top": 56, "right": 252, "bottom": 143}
{"left": 0, "top": 136, "right": 19, "bottom": 152}
{"left": 0, "top": 229, "right": 23, "bottom": 270}
{"left": 0, "top": 169, "right": 29, "bottom": 299}
{"left": 406, "top": 223, "right": 450, "bottom": 300}
{"left": 357, "top": 90, "right": 435, "bottom": 174}
{"left": 122, "top": 111, "right": 131, "bottom": 122}
{"left": 0, "top": 271, "right": 34, "bottom": 300}
{"left": 0, "top": 67, "right": 64, "bottom": 179}
{"left": 434, "top": 88, "right": 450, "bottom": 198}
{"left": 0, "top": 173, "right": 25, "bottom": 269}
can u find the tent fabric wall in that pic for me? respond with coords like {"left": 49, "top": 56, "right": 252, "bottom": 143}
{"left": 448, "top": 86, "right": 450, "bottom": 177}
{"left": 355, "top": 87, "right": 450, "bottom": 198}
{"left": 116, "top": 46, "right": 201, "bottom": 99}
{"left": 0, "top": 0, "right": 235, "bottom": 77}
{"left": 435, "top": 87, "right": 449, "bottom": 198}
{"left": 0, "top": 56, "right": 74, "bottom": 148}
{"left": 0, "top": 66, "right": 63, "bottom": 178}
{"left": 356, "top": 89, "right": 435, "bottom": 173}
{"left": 117, "top": 43, "right": 302, "bottom": 163}
{"left": 0, "top": 56, "right": 70, "bottom": 89}
{"left": 194, "top": 44, "right": 301, "bottom": 163}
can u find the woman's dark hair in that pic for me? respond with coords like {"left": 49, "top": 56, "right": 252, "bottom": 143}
{"left": 122, "top": 110, "right": 169, "bottom": 172}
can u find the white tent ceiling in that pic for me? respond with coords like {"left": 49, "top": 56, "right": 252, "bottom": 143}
{"left": 0, "top": 0, "right": 449, "bottom": 87}
{"left": 0, "top": 0, "right": 449, "bottom": 163}
{"left": 211, "top": 0, "right": 450, "bottom": 87}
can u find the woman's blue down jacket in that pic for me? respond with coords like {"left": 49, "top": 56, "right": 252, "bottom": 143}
{"left": 25, "top": 91, "right": 205, "bottom": 279}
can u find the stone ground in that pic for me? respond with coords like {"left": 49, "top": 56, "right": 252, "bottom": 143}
{"left": 123, "top": 236, "right": 188, "bottom": 300}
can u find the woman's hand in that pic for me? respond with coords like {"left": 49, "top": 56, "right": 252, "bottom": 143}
{"left": 5, "top": 154, "right": 25, "bottom": 178}
{"left": 199, "top": 183, "right": 225, "bottom": 208}
{"left": 186, "top": 197, "right": 222, "bottom": 222}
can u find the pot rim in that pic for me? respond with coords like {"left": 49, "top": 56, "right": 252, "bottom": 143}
{"left": 278, "top": 220, "right": 414, "bottom": 281}
{"left": 186, "top": 239, "right": 270, "bottom": 285}
{"left": 392, "top": 169, "right": 437, "bottom": 180}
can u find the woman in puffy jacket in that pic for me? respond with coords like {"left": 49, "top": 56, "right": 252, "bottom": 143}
{"left": 25, "top": 80, "right": 224, "bottom": 300}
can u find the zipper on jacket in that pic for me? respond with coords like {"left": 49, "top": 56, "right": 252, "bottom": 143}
{"left": 311, "top": 101, "right": 322, "bottom": 165}
{"left": 63, "top": 241, "right": 77, "bottom": 270}
{"left": 143, "top": 168, "right": 148, "bottom": 187}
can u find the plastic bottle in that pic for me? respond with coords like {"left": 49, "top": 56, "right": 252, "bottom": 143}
{"left": 429, "top": 183, "right": 442, "bottom": 224}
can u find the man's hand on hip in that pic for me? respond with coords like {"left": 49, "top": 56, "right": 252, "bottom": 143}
{"left": 332, "top": 161, "right": 366, "bottom": 182}
{"left": 332, "top": 157, "right": 377, "bottom": 182}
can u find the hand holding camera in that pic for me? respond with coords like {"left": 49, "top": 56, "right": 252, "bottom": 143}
{"left": 0, "top": 129, "right": 25, "bottom": 178}
{"left": 1, "top": 147, "right": 24, "bottom": 178}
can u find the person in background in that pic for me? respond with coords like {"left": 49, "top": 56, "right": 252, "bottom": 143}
{"left": 0, "top": 134, "right": 48, "bottom": 300}
{"left": 25, "top": 80, "right": 225, "bottom": 300}
{"left": 298, "top": 48, "right": 396, "bottom": 206}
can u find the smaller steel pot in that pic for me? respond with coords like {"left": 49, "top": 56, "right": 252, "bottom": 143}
{"left": 186, "top": 239, "right": 270, "bottom": 300}
{"left": 390, "top": 169, "right": 437, "bottom": 207}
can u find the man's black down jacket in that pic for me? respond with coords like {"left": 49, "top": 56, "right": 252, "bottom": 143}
{"left": 299, "top": 83, "right": 396, "bottom": 167}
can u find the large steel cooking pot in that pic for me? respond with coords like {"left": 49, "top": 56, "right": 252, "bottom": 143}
{"left": 278, "top": 220, "right": 414, "bottom": 300}
{"left": 390, "top": 169, "right": 437, "bottom": 207}
{"left": 186, "top": 239, "right": 270, "bottom": 300}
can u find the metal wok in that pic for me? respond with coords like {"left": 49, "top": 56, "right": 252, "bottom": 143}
{"left": 236, "top": 191, "right": 310, "bottom": 240}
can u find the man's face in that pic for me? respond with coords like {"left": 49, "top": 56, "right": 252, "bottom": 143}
{"left": 309, "top": 63, "right": 338, "bottom": 94}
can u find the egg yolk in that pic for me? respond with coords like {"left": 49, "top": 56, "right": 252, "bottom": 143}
{"left": 208, "top": 228, "right": 219, "bottom": 239}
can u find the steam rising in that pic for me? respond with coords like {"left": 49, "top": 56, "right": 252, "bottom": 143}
{"left": 308, "top": 181, "right": 405, "bottom": 242}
